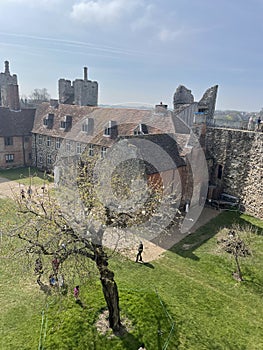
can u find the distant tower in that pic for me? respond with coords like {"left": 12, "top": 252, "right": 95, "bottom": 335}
{"left": 0, "top": 60, "right": 20, "bottom": 110}
{"left": 197, "top": 85, "right": 218, "bottom": 125}
{"left": 173, "top": 85, "right": 194, "bottom": 108}
{"left": 58, "top": 67, "right": 98, "bottom": 106}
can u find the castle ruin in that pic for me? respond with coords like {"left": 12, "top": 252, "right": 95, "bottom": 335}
{"left": 58, "top": 67, "right": 98, "bottom": 106}
{"left": 0, "top": 61, "right": 20, "bottom": 111}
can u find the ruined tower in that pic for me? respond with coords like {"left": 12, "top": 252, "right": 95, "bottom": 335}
{"left": 59, "top": 67, "right": 98, "bottom": 106}
{"left": 0, "top": 61, "right": 20, "bottom": 111}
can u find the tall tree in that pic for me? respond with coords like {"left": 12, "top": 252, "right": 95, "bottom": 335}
{"left": 29, "top": 88, "right": 50, "bottom": 102}
{"left": 7, "top": 145, "right": 169, "bottom": 332}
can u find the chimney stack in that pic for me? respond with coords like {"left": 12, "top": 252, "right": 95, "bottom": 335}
{"left": 8, "top": 84, "right": 20, "bottom": 111}
{"left": 84, "top": 66, "right": 88, "bottom": 81}
{"left": 155, "top": 102, "right": 168, "bottom": 113}
{"left": 4, "top": 61, "right": 10, "bottom": 75}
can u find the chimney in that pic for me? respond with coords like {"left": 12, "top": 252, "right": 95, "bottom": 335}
{"left": 155, "top": 102, "right": 168, "bottom": 113}
{"left": 4, "top": 61, "right": 10, "bottom": 75}
{"left": 84, "top": 67, "right": 88, "bottom": 81}
{"left": 8, "top": 84, "right": 20, "bottom": 111}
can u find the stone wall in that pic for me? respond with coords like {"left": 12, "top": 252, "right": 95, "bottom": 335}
{"left": 206, "top": 127, "right": 263, "bottom": 219}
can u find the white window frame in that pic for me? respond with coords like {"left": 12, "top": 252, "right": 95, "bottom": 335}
{"left": 56, "top": 138, "right": 61, "bottom": 149}
{"left": 76, "top": 142, "right": 82, "bottom": 154}
{"left": 101, "top": 146, "right": 107, "bottom": 158}
{"left": 89, "top": 144, "right": 94, "bottom": 156}
{"left": 5, "top": 154, "right": 14, "bottom": 163}
{"left": 66, "top": 140, "right": 71, "bottom": 152}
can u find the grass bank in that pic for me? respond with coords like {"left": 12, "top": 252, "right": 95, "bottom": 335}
{"left": 0, "top": 199, "right": 262, "bottom": 349}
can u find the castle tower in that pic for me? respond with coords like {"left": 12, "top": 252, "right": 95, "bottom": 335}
{"left": 58, "top": 67, "right": 98, "bottom": 106}
{"left": 0, "top": 61, "right": 20, "bottom": 110}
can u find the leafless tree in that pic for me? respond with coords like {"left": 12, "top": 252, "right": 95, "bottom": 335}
{"left": 218, "top": 228, "right": 251, "bottom": 281}
{"left": 4, "top": 144, "right": 177, "bottom": 332}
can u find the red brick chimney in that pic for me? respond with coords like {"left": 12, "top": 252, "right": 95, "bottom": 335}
{"left": 8, "top": 84, "right": 20, "bottom": 111}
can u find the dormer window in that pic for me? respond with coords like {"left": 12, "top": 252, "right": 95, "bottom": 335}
{"left": 133, "top": 123, "right": 148, "bottom": 135}
{"left": 103, "top": 120, "right": 117, "bottom": 137}
{"left": 60, "top": 115, "right": 72, "bottom": 131}
{"left": 43, "top": 113, "right": 54, "bottom": 129}
{"left": 198, "top": 108, "right": 207, "bottom": 114}
{"left": 81, "top": 118, "right": 94, "bottom": 135}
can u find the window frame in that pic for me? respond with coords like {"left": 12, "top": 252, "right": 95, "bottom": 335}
{"left": 5, "top": 154, "right": 14, "bottom": 163}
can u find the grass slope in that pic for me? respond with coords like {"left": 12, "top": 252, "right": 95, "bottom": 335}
{"left": 1, "top": 198, "right": 263, "bottom": 350}
{"left": 0, "top": 167, "right": 52, "bottom": 186}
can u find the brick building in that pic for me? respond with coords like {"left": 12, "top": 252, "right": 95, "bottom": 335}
{"left": 0, "top": 107, "right": 35, "bottom": 168}
{"left": 0, "top": 61, "right": 35, "bottom": 168}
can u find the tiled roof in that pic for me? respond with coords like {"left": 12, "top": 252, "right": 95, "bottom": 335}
{"left": 121, "top": 134, "right": 186, "bottom": 172}
{"left": 32, "top": 103, "right": 192, "bottom": 151}
{"left": 0, "top": 107, "right": 35, "bottom": 136}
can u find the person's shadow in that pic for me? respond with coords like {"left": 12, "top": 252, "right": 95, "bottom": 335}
{"left": 76, "top": 299, "right": 84, "bottom": 308}
{"left": 142, "top": 262, "right": 155, "bottom": 269}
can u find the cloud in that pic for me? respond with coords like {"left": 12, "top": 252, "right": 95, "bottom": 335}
{"left": 157, "top": 28, "right": 183, "bottom": 42}
{"left": 131, "top": 4, "right": 155, "bottom": 31}
{"left": 70, "top": 0, "right": 140, "bottom": 25}
{"left": 3, "top": 0, "right": 62, "bottom": 6}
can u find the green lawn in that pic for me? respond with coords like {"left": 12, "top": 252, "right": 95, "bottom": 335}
{"left": 0, "top": 167, "right": 52, "bottom": 186}
{"left": 0, "top": 198, "right": 263, "bottom": 350}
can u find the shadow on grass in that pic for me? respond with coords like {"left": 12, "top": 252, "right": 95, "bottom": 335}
{"left": 114, "top": 325, "right": 142, "bottom": 350}
{"left": 142, "top": 262, "right": 155, "bottom": 269}
{"left": 169, "top": 211, "right": 263, "bottom": 260}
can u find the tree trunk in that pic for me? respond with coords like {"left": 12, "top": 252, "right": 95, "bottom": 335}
{"left": 94, "top": 246, "right": 122, "bottom": 332}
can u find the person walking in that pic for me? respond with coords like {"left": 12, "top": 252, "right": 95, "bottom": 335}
{"left": 74, "top": 285, "right": 80, "bottom": 300}
{"left": 20, "top": 188, "right": 25, "bottom": 200}
{"left": 136, "top": 241, "right": 144, "bottom": 263}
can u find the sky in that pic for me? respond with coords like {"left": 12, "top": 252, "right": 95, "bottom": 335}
{"left": 1, "top": 0, "right": 263, "bottom": 111}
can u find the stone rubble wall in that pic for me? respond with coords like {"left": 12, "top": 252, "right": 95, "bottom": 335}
{"left": 206, "top": 127, "right": 263, "bottom": 219}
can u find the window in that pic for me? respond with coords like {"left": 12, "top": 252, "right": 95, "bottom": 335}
{"left": 60, "top": 121, "right": 66, "bottom": 129}
{"left": 24, "top": 136, "right": 29, "bottom": 143}
{"left": 217, "top": 164, "right": 223, "bottom": 179}
{"left": 104, "top": 126, "right": 111, "bottom": 136}
{"left": 60, "top": 116, "right": 72, "bottom": 131}
{"left": 82, "top": 118, "right": 94, "bottom": 135}
{"left": 28, "top": 153, "right": 32, "bottom": 160}
{"left": 89, "top": 144, "right": 94, "bottom": 156}
{"left": 76, "top": 142, "right": 81, "bottom": 154}
{"left": 39, "top": 154, "right": 43, "bottom": 163}
{"left": 38, "top": 134, "right": 43, "bottom": 144}
{"left": 5, "top": 137, "right": 13, "bottom": 146}
{"left": 101, "top": 146, "right": 107, "bottom": 158}
{"left": 43, "top": 113, "right": 54, "bottom": 129}
{"left": 103, "top": 120, "right": 116, "bottom": 137}
{"left": 66, "top": 140, "right": 71, "bottom": 152}
{"left": 47, "top": 136, "right": 51, "bottom": 147}
{"left": 47, "top": 154, "right": 52, "bottom": 165}
{"left": 134, "top": 124, "right": 148, "bottom": 135}
{"left": 56, "top": 138, "right": 61, "bottom": 149}
{"left": 5, "top": 154, "right": 14, "bottom": 163}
